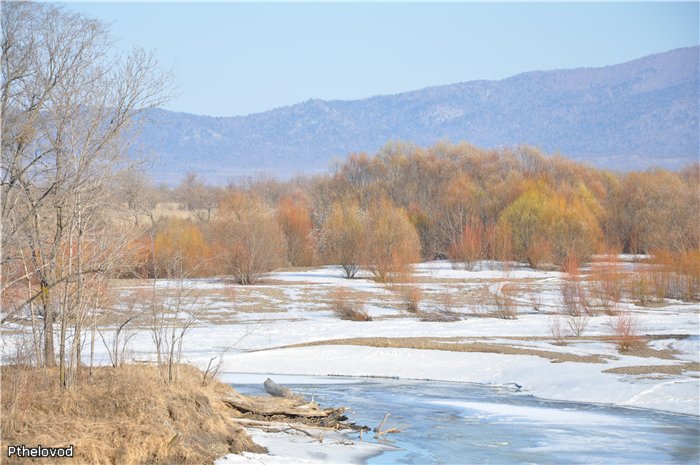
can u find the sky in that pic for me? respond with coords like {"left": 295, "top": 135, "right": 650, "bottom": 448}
{"left": 65, "top": 2, "right": 699, "bottom": 117}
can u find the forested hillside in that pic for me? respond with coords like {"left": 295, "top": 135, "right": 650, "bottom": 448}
{"left": 137, "top": 47, "right": 699, "bottom": 182}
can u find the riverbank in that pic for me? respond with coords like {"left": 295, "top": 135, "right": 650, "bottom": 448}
{"left": 218, "top": 374, "right": 700, "bottom": 465}
{"left": 2, "top": 260, "right": 698, "bottom": 462}
{"left": 0, "top": 364, "right": 264, "bottom": 464}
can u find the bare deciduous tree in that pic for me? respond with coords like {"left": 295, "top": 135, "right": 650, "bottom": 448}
{"left": 363, "top": 199, "right": 421, "bottom": 282}
{"left": 176, "top": 172, "right": 219, "bottom": 223}
{"left": 318, "top": 200, "right": 365, "bottom": 278}
{"left": 1, "top": 3, "right": 172, "bottom": 386}
{"left": 213, "top": 192, "right": 286, "bottom": 285}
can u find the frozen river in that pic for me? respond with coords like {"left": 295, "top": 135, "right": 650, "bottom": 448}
{"left": 228, "top": 373, "right": 700, "bottom": 465}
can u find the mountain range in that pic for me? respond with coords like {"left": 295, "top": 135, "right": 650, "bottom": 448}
{"left": 136, "top": 46, "right": 699, "bottom": 183}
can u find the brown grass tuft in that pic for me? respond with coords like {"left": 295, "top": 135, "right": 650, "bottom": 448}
{"left": 398, "top": 285, "right": 422, "bottom": 313}
{"left": 489, "top": 284, "right": 518, "bottom": 319}
{"left": 419, "top": 293, "right": 461, "bottom": 322}
{"left": 329, "top": 287, "right": 372, "bottom": 321}
{"left": 1, "top": 364, "right": 264, "bottom": 465}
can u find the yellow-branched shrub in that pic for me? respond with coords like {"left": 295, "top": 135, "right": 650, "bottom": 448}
{"left": 363, "top": 199, "right": 422, "bottom": 282}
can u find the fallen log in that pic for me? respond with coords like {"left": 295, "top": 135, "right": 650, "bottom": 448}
{"left": 222, "top": 390, "right": 341, "bottom": 418}
{"left": 222, "top": 382, "right": 371, "bottom": 433}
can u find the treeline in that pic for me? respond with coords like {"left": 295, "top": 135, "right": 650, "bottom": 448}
{"left": 118, "top": 142, "right": 699, "bottom": 281}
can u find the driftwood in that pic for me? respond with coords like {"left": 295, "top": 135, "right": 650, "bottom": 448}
{"left": 222, "top": 379, "right": 373, "bottom": 434}
{"left": 373, "top": 413, "right": 408, "bottom": 437}
{"left": 223, "top": 390, "right": 340, "bottom": 418}
{"left": 264, "top": 378, "right": 293, "bottom": 398}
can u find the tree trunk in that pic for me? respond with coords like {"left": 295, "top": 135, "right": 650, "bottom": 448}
{"left": 41, "top": 281, "right": 56, "bottom": 367}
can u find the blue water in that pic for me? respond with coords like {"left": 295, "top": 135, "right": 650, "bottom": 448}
{"left": 229, "top": 374, "right": 700, "bottom": 465}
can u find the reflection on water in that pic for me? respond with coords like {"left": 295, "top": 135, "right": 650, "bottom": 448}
{"left": 229, "top": 374, "right": 700, "bottom": 465}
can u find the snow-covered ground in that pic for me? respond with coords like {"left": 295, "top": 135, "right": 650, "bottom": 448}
{"left": 3, "top": 260, "right": 699, "bottom": 462}
{"left": 68, "top": 260, "right": 697, "bottom": 416}
{"left": 215, "top": 373, "right": 698, "bottom": 465}
{"left": 220, "top": 346, "right": 697, "bottom": 415}
{"left": 217, "top": 426, "right": 389, "bottom": 465}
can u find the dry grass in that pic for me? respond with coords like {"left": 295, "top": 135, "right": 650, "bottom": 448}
{"left": 418, "top": 285, "right": 493, "bottom": 317}
{"left": 611, "top": 342, "right": 679, "bottom": 360}
{"left": 1, "top": 364, "right": 264, "bottom": 465}
{"left": 277, "top": 337, "right": 607, "bottom": 364}
{"left": 489, "top": 284, "right": 518, "bottom": 319}
{"left": 257, "top": 277, "right": 322, "bottom": 286}
{"left": 418, "top": 293, "right": 461, "bottom": 321}
{"left": 603, "top": 362, "right": 700, "bottom": 376}
{"left": 149, "top": 202, "right": 198, "bottom": 222}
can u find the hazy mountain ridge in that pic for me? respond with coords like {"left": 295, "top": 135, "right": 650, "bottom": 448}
{"left": 137, "top": 46, "right": 699, "bottom": 183}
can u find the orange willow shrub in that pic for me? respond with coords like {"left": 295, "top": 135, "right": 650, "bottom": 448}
{"left": 588, "top": 251, "right": 624, "bottom": 314}
{"left": 319, "top": 201, "right": 366, "bottom": 278}
{"left": 212, "top": 194, "right": 286, "bottom": 285}
{"left": 448, "top": 223, "right": 483, "bottom": 270}
{"left": 329, "top": 287, "right": 371, "bottom": 321}
{"left": 489, "top": 284, "right": 518, "bottom": 319}
{"left": 435, "top": 172, "right": 480, "bottom": 255}
{"left": 560, "top": 257, "right": 591, "bottom": 335}
{"left": 121, "top": 233, "right": 154, "bottom": 278}
{"left": 526, "top": 237, "right": 554, "bottom": 270}
{"left": 674, "top": 249, "right": 700, "bottom": 301}
{"left": 398, "top": 284, "right": 422, "bottom": 313}
{"left": 407, "top": 202, "right": 435, "bottom": 261}
{"left": 612, "top": 170, "right": 699, "bottom": 253}
{"left": 154, "top": 218, "right": 211, "bottom": 277}
{"left": 609, "top": 311, "right": 644, "bottom": 351}
{"left": 276, "top": 194, "right": 315, "bottom": 266}
{"left": 484, "top": 222, "right": 513, "bottom": 272}
{"left": 628, "top": 263, "right": 655, "bottom": 305}
{"left": 647, "top": 249, "right": 700, "bottom": 302}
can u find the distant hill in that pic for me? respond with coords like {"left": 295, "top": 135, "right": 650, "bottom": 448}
{"left": 136, "top": 46, "right": 699, "bottom": 183}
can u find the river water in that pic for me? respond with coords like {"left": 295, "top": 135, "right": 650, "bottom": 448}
{"left": 227, "top": 374, "right": 699, "bottom": 465}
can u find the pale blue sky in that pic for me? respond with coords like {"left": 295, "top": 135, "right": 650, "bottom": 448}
{"left": 66, "top": 2, "right": 699, "bottom": 117}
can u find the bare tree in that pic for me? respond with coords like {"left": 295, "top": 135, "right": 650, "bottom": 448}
{"left": 363, "top": 199, "right": 421, "bottom": 282}
{"left": 1, "top": 2, "right": 172, "bottom": 385}
{"left": 176, "top": 172, "right": 219, "bottom": 222}
{"left": 146, "top": 228, "right": 207, "bottom": 383}
{"left": 213, "top": 193, "right": 286, "bottom": 284}
{"left": 115, "top": 169, "right": 158, "bottom": 226}
{"left": 318, "top": 201, "right": 365, "bottom": 278}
